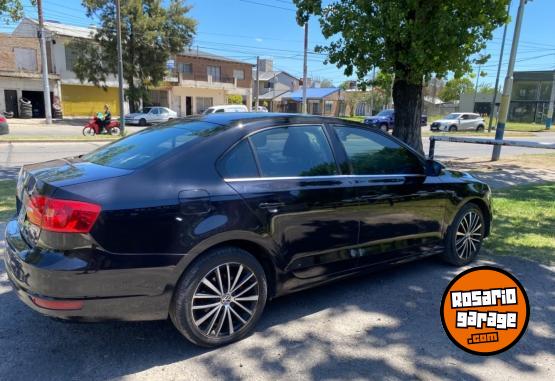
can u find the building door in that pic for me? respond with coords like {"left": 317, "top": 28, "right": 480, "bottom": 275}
{"left": 4, "top": 90, "right": 18, "bottom": 118}
{"left": 173, "top": 95, "right": 182, "bottom": 116}
{"left": 185, "top": 96, "right": 192, "bottom": 116}
{"left": 22, "top": 91, "right": 45, "bottom": 118}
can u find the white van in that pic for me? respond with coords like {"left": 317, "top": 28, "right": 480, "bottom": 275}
{"left": 202, "top": 105, "right": 249, "bottom": 114}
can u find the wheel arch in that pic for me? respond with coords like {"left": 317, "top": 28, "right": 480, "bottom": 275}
{"left": 448, "top": 198, "right": 492, "bottom": 238}
{"left": 173, "top": 234, "right": 280, "bottom": 299}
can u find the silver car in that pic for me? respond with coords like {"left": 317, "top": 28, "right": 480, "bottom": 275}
{"left": 430, "top": 113, "right": 486, "bottom": 132}
{"left": 125, "top": 107, "right": 177, "bottom": 126}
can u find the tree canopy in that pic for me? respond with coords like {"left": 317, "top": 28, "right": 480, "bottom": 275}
{"left": 70, "top": 0, "right": 196, "bottom": 111}
{"left": 293, "top": 0, "right": 509, "bottom": 152}
{"left": 439, "top": 77, "right": 474, "bottom": 102}
{"left": 0, "top": 0, "right": 33, "bottom": 23}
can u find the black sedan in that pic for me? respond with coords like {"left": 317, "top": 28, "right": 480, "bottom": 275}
{"left": 4, "top": 113, "right": 492, "bottom": 347}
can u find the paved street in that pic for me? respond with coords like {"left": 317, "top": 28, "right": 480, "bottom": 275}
{"left": 1, "top": 132, "right": 554, "bottom": 179}
{"left": 0, "top": 231, "right": 553, "bottom": 380}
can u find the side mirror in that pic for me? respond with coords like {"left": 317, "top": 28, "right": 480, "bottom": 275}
{"left": 425, "top": 159, "right": 444, "bottom": 176}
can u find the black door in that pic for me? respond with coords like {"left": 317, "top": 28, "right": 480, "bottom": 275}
{"left": 22, "top": 91, "right": 45, "bottom": 118}
{"left": 4, "top": 90, "right": 18, "bottom": 117}
{"left": 185, "top": 96, "right": 193, "bottom": 116}
{"left": 331, "top": 125, "right": 447, "bottom": 265}
{"left": 220, "top": 125, "right": 359, "bottom": 284}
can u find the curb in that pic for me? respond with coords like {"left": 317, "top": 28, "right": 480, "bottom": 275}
{"left": 0, "top": 139, "right": 116, "bottom": 143}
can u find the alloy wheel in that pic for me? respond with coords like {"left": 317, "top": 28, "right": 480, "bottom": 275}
{"left": 191, "top": 262, "right": 259, "bottom": 338}
{"left": 455, "top": 211, "right": 482, "bottom": 259}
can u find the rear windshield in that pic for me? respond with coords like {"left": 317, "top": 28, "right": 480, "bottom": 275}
{"left": 82, "top": 121, "right": 224, "bottom": 169}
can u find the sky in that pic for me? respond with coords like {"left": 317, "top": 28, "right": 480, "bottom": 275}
{"left": 1, "top": 0, "right": 554, "bottom": 88}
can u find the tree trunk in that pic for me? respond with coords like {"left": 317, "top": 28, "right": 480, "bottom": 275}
{"left": 392, "top": 79, "right": 424, "bottom": 154}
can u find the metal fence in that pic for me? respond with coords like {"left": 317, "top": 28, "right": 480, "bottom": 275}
{"left": 428, "top": 135, "right": 555, "bottom": 160}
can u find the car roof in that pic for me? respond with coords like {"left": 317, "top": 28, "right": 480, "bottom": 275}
{"left": 188, "top": 112, "right": 348, "bottom": 126}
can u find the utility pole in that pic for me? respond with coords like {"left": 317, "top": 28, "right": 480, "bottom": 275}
{"left": 369, "top": 66, "right": 376, "bottom": 116}
{"left": 115, "top": 0, "right": 125, "bottom": 134}
{"left": 37, "top": 0, "right": 52, "bottom": 124}
{"left": 488, "top": 0, "right": 511, "bottom": 132}
{"left": 472, "top": 64, "right": 481, "bottom": 111}
{"left": 492, "top": 0, "right": 526, "bottom": 161}
{"left": 302, "top": 22, "right": 308, "bottom": 114}
{"left": 255, "top": 56, "right": 260, "bottom": 111}
{"left": 545, "top": 70, "right": 555, "bottom": 129}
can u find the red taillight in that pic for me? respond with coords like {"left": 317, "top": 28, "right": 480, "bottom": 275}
{"left": 31, "top": 296, "right": 84, "bottom": 310}
{"left": 26, "top": 195, "right": 101, "bottom": 233}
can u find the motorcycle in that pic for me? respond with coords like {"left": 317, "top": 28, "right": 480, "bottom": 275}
{"left": 82, "top": 116, "right": 121, "bottom": 136}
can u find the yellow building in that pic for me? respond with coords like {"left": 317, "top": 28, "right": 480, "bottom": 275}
{"left": 61, "top": 84, "right": 120, "bottom": 117}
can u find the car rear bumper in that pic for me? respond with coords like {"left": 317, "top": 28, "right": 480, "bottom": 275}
{"left": 3, "top": 219, "right": 175, "bottom": 322}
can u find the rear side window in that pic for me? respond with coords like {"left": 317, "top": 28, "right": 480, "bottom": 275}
{"left": 334, "top": 126, "right": 423, "bottom": 175}
{"left": 218, "top": 139, "right": 258, "bottom": 178}
{"left": 82, "top": 121, "right": 223, "bottom": 169}
{"left": 250, "top": 125, "right": 337, "bottom": 177}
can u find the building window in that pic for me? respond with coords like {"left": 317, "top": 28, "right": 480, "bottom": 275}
{"left": 14, "top": 48, "right": 37, "bottom": 71}
{"left": 508, "top": 101, "right": 536, "bottom": 123}
{"left": 178, "top": 62, "right": 192, "bottom": 74}
{"left": 512, "top": 81, "right": 539, "bottom": 101}
{"left": 64, "top": 44, "right": 79, "bottom": 71}
{"left": 196, "top": 97, "right": 213, "bottom": 114}
{"left": 324, "top": 101, "right": 333, "bottom": 114}
{"left": 207, "top": 65, "right": 221, "bottom": 82}
{"left": 233, "top": 69, "right": 244, "bottom": 80}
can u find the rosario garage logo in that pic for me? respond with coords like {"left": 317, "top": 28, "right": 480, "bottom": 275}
{"left": 440, "top": 266, "right": 529, "bottom": 355}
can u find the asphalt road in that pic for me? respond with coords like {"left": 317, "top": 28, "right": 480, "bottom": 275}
{"left": 1, "top": 133, "right": 555, "bottom": 179}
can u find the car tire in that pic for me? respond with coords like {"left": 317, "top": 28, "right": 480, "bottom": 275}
{"left": 448, "top": 125, "right": 457, "bottom": 132}
{"left": 139, "top": 118, "right": 147, "bottom": 126}
{"left": 441, "top": 203, "right": 485, "bottom": 266}
{"left": 170, "top": 247, "right": 268, "bottom": 347}
{"left": 380, "top": 123, "right": 388, "bottom": 132}
{"left": 476, "top": 125, "right": 485, "bottom": 132}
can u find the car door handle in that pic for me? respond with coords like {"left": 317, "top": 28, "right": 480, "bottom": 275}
{"left": 258, "top": 202, "right": 285, "bottom": 213}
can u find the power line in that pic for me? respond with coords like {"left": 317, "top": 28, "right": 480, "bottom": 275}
{"left": 236, "top": 0, "right": 296, "bottom": 12}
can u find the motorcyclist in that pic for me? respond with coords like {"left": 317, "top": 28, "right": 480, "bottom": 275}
{"left": 96, "top": 104, "right": 112, "bottom": 134}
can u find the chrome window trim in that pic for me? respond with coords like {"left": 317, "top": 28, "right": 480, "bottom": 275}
{"left": 224, "top": 174, "right": 425, "bottom": 182}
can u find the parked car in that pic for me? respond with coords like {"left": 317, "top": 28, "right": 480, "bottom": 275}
{"left": 203, "top": 104, "right": 249, "bottom": 114}
{"left": 125, "top": 107, "right": 177, "bottom": 126}
{"left": 5, "top": 113, "right": 492, "bottom": 347}
{"left": 430, "top": 113, "right": 486, "bottom": 132}
{"left": 0, "top": 115, "right": 9, "bottom": 135}
{"left": 254, "top": 106, "right": 269, "bottom": 112}
{"left": 364, "top": 109, "right": 428, "bottom": 131}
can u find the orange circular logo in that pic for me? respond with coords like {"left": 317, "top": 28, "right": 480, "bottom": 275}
{"left": 441, "top": 266, "right": 529, "bottom": 355}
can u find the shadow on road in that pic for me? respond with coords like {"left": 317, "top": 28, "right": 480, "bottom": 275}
{"left": 0, "top": 250, "right": 553, "bottom": 380}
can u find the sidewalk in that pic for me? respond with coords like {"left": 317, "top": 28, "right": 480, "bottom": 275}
{"left": 2, "top": 118, "right": 145, "bottom": 141}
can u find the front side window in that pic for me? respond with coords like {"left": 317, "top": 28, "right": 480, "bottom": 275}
{"left": 334, "top": 126, "right": 423, "bottom": 175}
{"left": 150, "top": 108, "right": 160, "bottom": 115}
{"left": 250, "top": 125, "right": 337, "bottom": 177}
